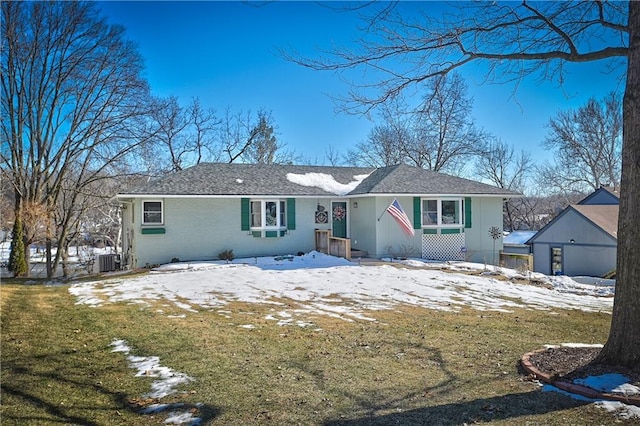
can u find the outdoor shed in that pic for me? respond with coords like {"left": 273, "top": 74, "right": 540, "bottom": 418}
{"left": 527, "top": 188, "right": 619, "bottom": 277}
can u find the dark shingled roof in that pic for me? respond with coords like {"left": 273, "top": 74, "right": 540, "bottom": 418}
{"left": 123, "top": 163, "right": 374, "bottom": 196}
{"left": 350, "top": 164, "right": 519, "bottom": 195}
{"left": 121, "top": 163, "right": 520, "bottom": 197}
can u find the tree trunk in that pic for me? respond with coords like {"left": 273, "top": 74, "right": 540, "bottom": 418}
{"left": 61, "top": 242, "right": 70, "bottom": 279}
{"left": 595, "top": 1, "right": 640, "bottom": 369}
{"left": 45, "top": 238, "right": 53, "bottom": 278}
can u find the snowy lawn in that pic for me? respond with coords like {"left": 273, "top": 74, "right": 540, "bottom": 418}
{"left": 70, "top": 251, "right": 614, "bottom": 320}
{"left": 3, "top": 252, "right": 637, "bottom": 425}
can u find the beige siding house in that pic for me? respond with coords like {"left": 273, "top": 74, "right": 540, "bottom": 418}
{"left": 116, "top": 163, "right": 520, "bottom": 268}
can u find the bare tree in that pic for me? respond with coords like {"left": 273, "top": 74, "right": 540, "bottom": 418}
{"left": 346, "top": 75, "right": 488, "bottom": 173}
{"left": 242, "top": 110, "right": 298, "bottom": 164}
{"left": 148, "top": 96, "right": 192, "bottom": 172}
{"left": 410, "top": 74, "right": 488, "bottom": 172}
{"left": 346, "top": 124, "right": 409, "bottom": 167}
{"left": 345, "top": 97, "right": 410, "bottom": 167}
{"left": 540, "top": 92, "right": 622, "bottom": 193}
{"left": 216, "top": 108, "right": 297, "bottom": 164}
{"left": 145, "top": 96, "right": 221, "bottom": 173}
{"left": 475, "top": 139, "right": 534, "bottom": 231}
{"left": 189, "top": 98, "right": 220, "bottom": 166}
{"left": 285, "top": 1, "right": 637, "bottom": 368}
{"left": 324, "top": 145, "right": 344, "bottom": 166}
{"left": 145, "top": 97, "right": 296, "bottom": 168}
{"left": 1, "top": 1, "right": 152, "bottom": 277}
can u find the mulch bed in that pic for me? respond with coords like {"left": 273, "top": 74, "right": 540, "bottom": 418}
{"left": 527, "top": 346, "right": 640, "bottom": 385}
{"left": 524, "top": 346, "right": 640, "bottom": 405}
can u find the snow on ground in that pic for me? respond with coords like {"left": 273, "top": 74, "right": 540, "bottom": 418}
{"left": 111, "top": 339, "right": 201, "bottom": 425}
{"left": 0, "top": 241, "right": 116, "bottom": 278}
{"left": 543, "top": 373, "right": 640, "bottom": 420}
{"left": 537, "top": 344, "right": 640, "bottom": 419}
{"left": 70, "top": 251, "right": 613, "bottom": 323}
{"left": 65, "top": 251, "right": 635, "bottom": 423}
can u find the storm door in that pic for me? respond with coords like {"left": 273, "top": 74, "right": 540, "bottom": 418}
{"left": 331, "top": 201, "right": 348, "bottom": 238}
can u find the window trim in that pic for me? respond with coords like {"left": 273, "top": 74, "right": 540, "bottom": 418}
{"left": 142, "top": 200, "right": 164, "bottom": 225}
{"left": 250, "top": 199, "right": 287, "bottom": 230}
{"left": 421, "top": 198, "right": 465, "bottom": 228}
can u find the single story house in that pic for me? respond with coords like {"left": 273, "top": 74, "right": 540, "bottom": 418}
{"left": 527, "top": 187, "right": 619, "bottom": 277}
{"left": 115, "top": 163, "right": 520, "bottom": 268}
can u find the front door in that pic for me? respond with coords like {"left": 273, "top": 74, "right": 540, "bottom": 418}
{"left": 331, "top": 201, "right": 348, "bottom": 238}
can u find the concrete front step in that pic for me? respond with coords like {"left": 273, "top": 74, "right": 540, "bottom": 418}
{"left": 351, "top": 249, "right": 369, "bottom": 258}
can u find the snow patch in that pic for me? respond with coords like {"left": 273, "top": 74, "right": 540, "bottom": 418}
{"left": 286, "top": 172, "right": 369, "bottom": 195}
{"left": 575, "top": 373, "right": 640, "bottom": 396}
{"left": 542, "top": 373, "right": 640, "bottom": 420}
{"left": 111, "top": 339, "right": 200, "bottom": 424}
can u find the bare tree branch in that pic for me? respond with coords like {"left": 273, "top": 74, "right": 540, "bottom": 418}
{"left": 281, "top": 1, "right": 628, "bottom": 114}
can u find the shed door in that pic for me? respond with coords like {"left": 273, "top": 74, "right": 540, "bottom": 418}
{"left": 331, "top": 201, "right": 347, "bottom": 238}
{"left": 551, "top": 247, "right": 563, "bottom": 275}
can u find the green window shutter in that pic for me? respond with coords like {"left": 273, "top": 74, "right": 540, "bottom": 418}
{"left": 287, "top": 198, "right": 296, "bottom": 230}
{"left": 413, "top": 197, "right": 421, "bottom": 229}
{"left": 241, "top": 198, "right": 250, "bottom": 231}
{"left": 141, "top": 227, "right": 166, "bottom": 235}
{"left": 464, "top": 197, "right": 472, "bottom": 229}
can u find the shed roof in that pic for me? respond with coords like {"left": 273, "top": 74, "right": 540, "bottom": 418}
{"left": 527, "top": 204, "right": 619, "bottom": 244}
{"left": 572, "top": 204, "right": 618, "bottom": 239}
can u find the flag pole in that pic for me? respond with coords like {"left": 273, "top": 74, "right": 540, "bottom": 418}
{"left": 377, "top": 199, "right": 395, "bottom": 221}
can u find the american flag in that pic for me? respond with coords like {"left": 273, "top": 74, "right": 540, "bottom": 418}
{"left": 386, "top": 199, "right": 415, "bottom": 237}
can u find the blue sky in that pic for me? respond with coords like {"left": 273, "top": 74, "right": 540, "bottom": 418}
{"left": 98, "top": 1, "right": 625, "bottom": 166}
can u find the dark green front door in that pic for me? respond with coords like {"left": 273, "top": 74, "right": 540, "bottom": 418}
{"left": 331, "top": 201, "right": 347, "bottom": 238}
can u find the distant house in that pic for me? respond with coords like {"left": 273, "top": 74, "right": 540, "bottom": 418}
{"left": 526, "top": 187, "right": 619, "bottom": 277}
{"left": 576, "top": 186, "right": 620, "bottom": 205}
{"left": 115, "top": 163, "right": 520, "bottom": 268}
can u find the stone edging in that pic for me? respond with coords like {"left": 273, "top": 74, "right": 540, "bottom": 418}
{"left": 521, "top": 349, "right": 640, "bottom": 407}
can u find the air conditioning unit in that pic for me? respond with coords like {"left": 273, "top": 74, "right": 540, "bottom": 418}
{"left": 98, "top": 254, "right": 120, "bottom": 272}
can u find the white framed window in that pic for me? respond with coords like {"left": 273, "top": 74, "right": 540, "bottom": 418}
{"left": 250, "top": 200, "right": 286, "bottom": 229}
{"left": 142, "top": 200, "right": 163, "bottom": 225}
{"left": 422, "top": 198, "right": 464, "bottom": 227}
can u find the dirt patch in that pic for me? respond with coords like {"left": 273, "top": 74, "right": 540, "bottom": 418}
{"left": 527, "top": 346, "right": 640, "bottom": 387}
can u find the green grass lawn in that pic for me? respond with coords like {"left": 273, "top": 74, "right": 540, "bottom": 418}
{"left": 0, "top": 280, "right": 630, "bottom": 425}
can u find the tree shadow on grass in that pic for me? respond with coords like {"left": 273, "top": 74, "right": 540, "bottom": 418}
{"left": 317, "top": 351, "right": 594, "bottom": 426}
{"left": 1, "top": 348, "right": 220, "bottom": 425}
{"left": 324, "top": 389, "right": 590, "bottom": 426}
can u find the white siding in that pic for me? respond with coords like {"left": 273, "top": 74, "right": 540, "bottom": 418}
{"left": 349, "top": 197, "right": 378, "bottom": 255}
{"left": 124, "top": 195, "right": 509, "bottom": 266}
{"left": 463, "top": 197, "right": 505, "bottom": 264}
{"left": 131, "top": 197, "right": 324, "bottom": 267}
{"left": 373, "top": 196, "right": 421, "bottom": 258}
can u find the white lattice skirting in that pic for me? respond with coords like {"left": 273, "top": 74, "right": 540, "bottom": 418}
{"left": 422, "top": 233, "right": 466, "bottom": 261}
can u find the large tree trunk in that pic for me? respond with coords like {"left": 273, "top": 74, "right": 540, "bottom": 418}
{"left": 595, "top": 1, "right": 640, "bottom": 369}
